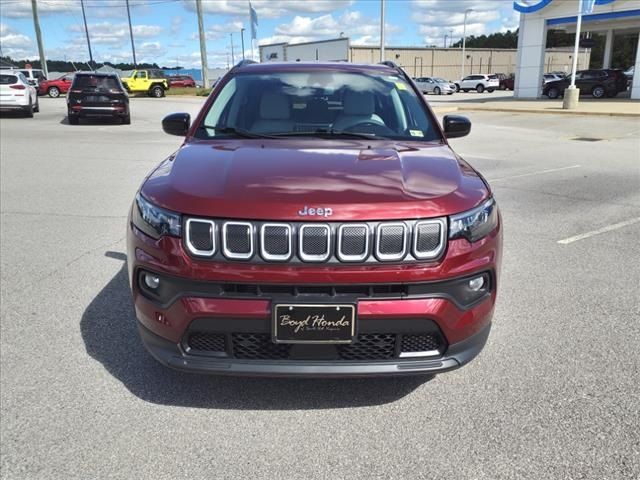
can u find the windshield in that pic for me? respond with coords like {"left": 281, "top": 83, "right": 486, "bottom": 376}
{"left": 434, "top": 78, "right": 447, "bottom": 83}
{"left": 195, "top": 70, "right": 441, "bottom": 142}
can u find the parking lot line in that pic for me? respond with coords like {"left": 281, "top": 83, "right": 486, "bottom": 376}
{"left": 558, "top": 217, "right": 640, "bottom": 245}
{"left": 488, "top": 164, "right": 581, "bottom": 182}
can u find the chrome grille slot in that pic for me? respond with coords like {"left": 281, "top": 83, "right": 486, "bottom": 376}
{"left": 260, "top": 223, "right": 292, "bottom": 261}
{"left": 222, "top": 222, "right": 254, "bottom": 259}
{"left": 337, "top": 224, "right": 369, "bottom": 262}
{"left": 185, "top": 218, "right": 216, "bottom": 256}
{"left": 299, "top": 224, "right": 331, "bottom": 262}
{"left": 376, "top": 223, "right": 408, "bottom": 261}
{"left": 413, "top": 219, "right": 446, "bottom": 260}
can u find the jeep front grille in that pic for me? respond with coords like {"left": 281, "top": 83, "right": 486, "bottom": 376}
{"left": 184, "top": 218, "right": 446, "bottom": 264}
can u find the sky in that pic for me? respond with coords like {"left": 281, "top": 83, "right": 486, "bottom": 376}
{"left": 0, "top": 0, "right": 521, "bottom": 69}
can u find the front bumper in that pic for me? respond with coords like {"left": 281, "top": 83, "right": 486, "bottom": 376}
{"left": 138, "top": 320, "right": 491, "bottom": 377}
{"left": 127, "top": 215, "right": 501, "bottom": 376}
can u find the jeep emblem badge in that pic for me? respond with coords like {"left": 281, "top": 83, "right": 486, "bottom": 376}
{"left": 298, "top": 206, "right": 333, "bottom": 217}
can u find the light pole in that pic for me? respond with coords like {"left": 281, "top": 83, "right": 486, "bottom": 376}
{"left": 379, "top": 0, "right": 385, "bottom": 62}
{"left": 240, "top": 28, "right": 245, "bottom": 60}
{"left": 461, "top": 8, "right": 473, "bottom": 79}
{"left": 230, "top": 33, "right": 234, "bottom": 65}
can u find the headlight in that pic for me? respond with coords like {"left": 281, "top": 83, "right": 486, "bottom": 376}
{"left": 131, "top": 193, "right": 181, "bottom": 239}
{"left": 449, "top": 198, "right": 498, "bottom": 242}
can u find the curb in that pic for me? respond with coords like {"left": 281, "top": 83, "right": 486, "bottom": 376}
{"left": 438, "top": 105, "right": 640, "bottom": 118}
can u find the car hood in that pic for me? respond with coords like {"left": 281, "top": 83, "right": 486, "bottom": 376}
{"left": 142, "top": 139, "right": 489, "bottom": 221}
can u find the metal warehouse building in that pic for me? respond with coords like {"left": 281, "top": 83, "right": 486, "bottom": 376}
{"left": 260, "top": 37, "right": 584, "bottom": 81}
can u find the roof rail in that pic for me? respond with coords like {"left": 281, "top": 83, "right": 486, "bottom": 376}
{"left": 378, "top": 60, "right": 412, "bottom": 82}
{"left": 233, "top": 59, "right": 258, "bottom": 70}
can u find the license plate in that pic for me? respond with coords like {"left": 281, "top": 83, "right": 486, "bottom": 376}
{"left": 273, "top": 304, "right": 356, "bottom": 344}
{"left": 85, "top": 95, "right": 109, "bottom": 102}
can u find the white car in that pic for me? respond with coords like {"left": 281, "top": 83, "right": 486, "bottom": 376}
{"left": 543, "top": 73, "right": 565, "bottom": 84}
{"left": 414, "top": 77, "right": 455, "bottom": 95}
{"left": 0, "top": 71, "right": 39, "bottom": 117}
{"left": 455, "top": 74, "right": 499, "bottom": 93}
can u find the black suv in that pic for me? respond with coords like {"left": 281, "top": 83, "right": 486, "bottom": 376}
{"left": 67, "top": 72, "right": 130, "bottom": 125}
{"left": 542, "top": 69, "right": 627, "bottom": 99}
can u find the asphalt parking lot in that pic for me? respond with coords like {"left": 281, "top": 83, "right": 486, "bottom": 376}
{"left": 1, "top": 96, "right": 639, "bottom": 479}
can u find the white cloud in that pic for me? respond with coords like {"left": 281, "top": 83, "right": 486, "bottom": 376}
{"left": 412, "top": 0, "right": 518, "bottom": 46}
{"left": 67, "top": 22, "right": 162, "bottom": 45}
{"left": 183, "top": 0, "right": 354, "bottom": 19}
{"left": 170, "top": 15, "right": 184, "bottom": 34}
{"left": 0, "top": 0, "right": 78, "bottom": 19}
{"left": 260, "top": 11, "right": 398, "bottom": 46}
{"left": 192, "top": 21, "right": 245, "bottom": 41}
{"left": 0, "top": 23, "right": 35, "bottom": 58}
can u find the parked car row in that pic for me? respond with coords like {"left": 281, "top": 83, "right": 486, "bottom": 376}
{"left": 542, "top": 69, "right": 629, "bottom": 99}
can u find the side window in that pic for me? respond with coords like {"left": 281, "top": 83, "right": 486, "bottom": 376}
{"left": 462, "top": 76, "right": 471, "bottom": 81}
{"left": 136, "top": 71, "right": 147, "bottom": 79}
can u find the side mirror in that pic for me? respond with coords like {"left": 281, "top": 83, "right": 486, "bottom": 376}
{"left": 162, "top": 112, "right": 190, "bottom": 136}
{"left": 443, "top": 115, "right": 471, "bottom": 139}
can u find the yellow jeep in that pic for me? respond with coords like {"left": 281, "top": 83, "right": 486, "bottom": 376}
{"left": 122, "top": 69, "right": 169, "bottom": 97}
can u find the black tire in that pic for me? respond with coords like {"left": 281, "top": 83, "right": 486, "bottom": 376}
{"left": 48, "top": 86, "right": 60, "bottom": 98}
{"left": 476, "top": 84, "right": 485, "bottom": 93}
{"left": 547, "top": 87, "right": 560, "bottom": 99}
{"left": 34, "top": 98, "right": 39, "bottom": 113}
{"left": 24, "top": 99, "right": 34, "bottom": 118}
{"left": 150, "top": 85, "right": 165, "bottom": 98}
{"left": 454, "top": 83, "right": 460, "bottom": 92}
{"left": 591, "top": 85, "right": 605, "bottom": 98}
{"left": 462, "top": 89, "right": 469, "bottom": 93}
{"left": 487, "top": 89, "right": 494, "bottom": 93}
{"left": 607, "top": 91, "right": 618, "bottom": 98}
{"left": 122, "top": 114, "right": 131, "bottom": 125}
{"left": 433, "top": 86, "right": 441, "bottom": 95}
{"left": 68, "top": 114, "right": 79, "bottom": 125}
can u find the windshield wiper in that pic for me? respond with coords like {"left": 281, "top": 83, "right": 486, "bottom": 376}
{"left": 199, "top": 125, "right": 276, "bottom": 139}
{"left": 272, "top": 129, "right": 381, "bottom": 140}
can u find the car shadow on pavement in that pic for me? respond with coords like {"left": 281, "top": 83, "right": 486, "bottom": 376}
{"left": 80, "top": 251, "right": 431, "bottom": 410}
{"left": 59, "top": 116, "right": 125, "bottom": 126}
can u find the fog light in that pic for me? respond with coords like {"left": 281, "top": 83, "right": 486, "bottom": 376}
{"left": 144, "top": 273, "right": 160, "bottom": 290}
{"left": 468, "top": 276, "right": 485, "bottom": 291}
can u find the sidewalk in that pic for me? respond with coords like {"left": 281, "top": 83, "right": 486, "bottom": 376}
{"left": 430, "top": 95, "right": 640, "bottom": 117}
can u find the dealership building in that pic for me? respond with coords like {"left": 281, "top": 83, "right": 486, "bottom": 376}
{"left": 514, "top": 0, "right": 640, "bottom": 98}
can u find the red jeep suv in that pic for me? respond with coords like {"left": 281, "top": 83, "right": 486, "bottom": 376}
{"left": 127, "top": 60, "right": 502, "bottom": 376}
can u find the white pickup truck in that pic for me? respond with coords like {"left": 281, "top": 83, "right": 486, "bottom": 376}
{"left": 455, "top": 74, "right": 500, "bottom": 93}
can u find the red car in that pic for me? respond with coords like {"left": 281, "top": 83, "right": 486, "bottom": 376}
{"left": 168, "top": 75, "right": 196, "bottom": 88}
{"left": 127, "top": 60, "right": 502, "bottom": 377}
{"left": 38, "top": 72, "right": 74, "bottom": 97}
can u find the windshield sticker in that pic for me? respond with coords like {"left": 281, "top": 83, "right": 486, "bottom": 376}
{"left": 409, "top": 130, "right": 424, "bottom": 137}
{"left": 395, "top": 82, "right": 407, "bottom": 91}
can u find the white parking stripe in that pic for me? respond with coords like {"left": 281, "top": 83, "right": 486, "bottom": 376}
{"left": 558, "top": 217, "right": 640, "bottom": 245}
{"left": 488, "top": 165, "right": 581, "bottom": 182}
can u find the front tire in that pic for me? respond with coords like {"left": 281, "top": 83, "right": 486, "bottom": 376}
{"left": 476, "top": 84, "right": 485, "bottom": 93}
{"left": 434, "top": 86, "right": 441, "bottom": 95}
{"left": 592, "top": 85, "right": 605, "bottom": 98}
{"left": 454, "top": 83, "right": 460, "bottom": 92}
{"left": 547, "top": 87, "right": 560, "bottom": 99}
{"left": 48, "top": 86, "right": 60, "bottom": 98}
{"left": 150, "top": 85, "right": 165, "bottom": 98}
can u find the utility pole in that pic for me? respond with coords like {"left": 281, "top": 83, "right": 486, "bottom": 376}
{"left": 80, "top": 0, "right": 94, "bottom": 69}
{"left": 240, "top": 28, "right": 245, "bottom": 60}
{"left": 379, "top": 0, "right": 385, "bottom": 62}
{"left": 461, "top": 8, "right": 472, "bottom": 79}
{"left": 230, "top": 33, "right": 235, "bottom": 65}
{"left": 30, "top": 0, "right": 48, "bottom": 77}
{"left": 195, "top": 0, "right": 208, "bottom": 87}
{"left": 125, "top": 0, "right": 137, "bottom": 66}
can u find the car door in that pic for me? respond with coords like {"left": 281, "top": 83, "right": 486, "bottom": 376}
{"left": 131, "top": 71, "right": 147, "bottom": 90}
{"left": 61, "top": 74, "right": 74, "bottom": 93}
{"left": 460, "top": 76, "right": 472, "bottom": 88}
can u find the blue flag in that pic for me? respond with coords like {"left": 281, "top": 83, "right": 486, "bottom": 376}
{"left": 581, "top": 0, "right": 595, "bottom": 15}
{"left": 250, "top": 2, "right": 258, "bottom": 40}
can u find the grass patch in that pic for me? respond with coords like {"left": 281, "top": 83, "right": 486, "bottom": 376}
{"left": 166, "top": 87, "right": 211, "bottom": 96}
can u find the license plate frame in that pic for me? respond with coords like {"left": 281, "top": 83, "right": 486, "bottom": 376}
{"left": 272, "top": 303, "right": 356, "bottom": 344}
